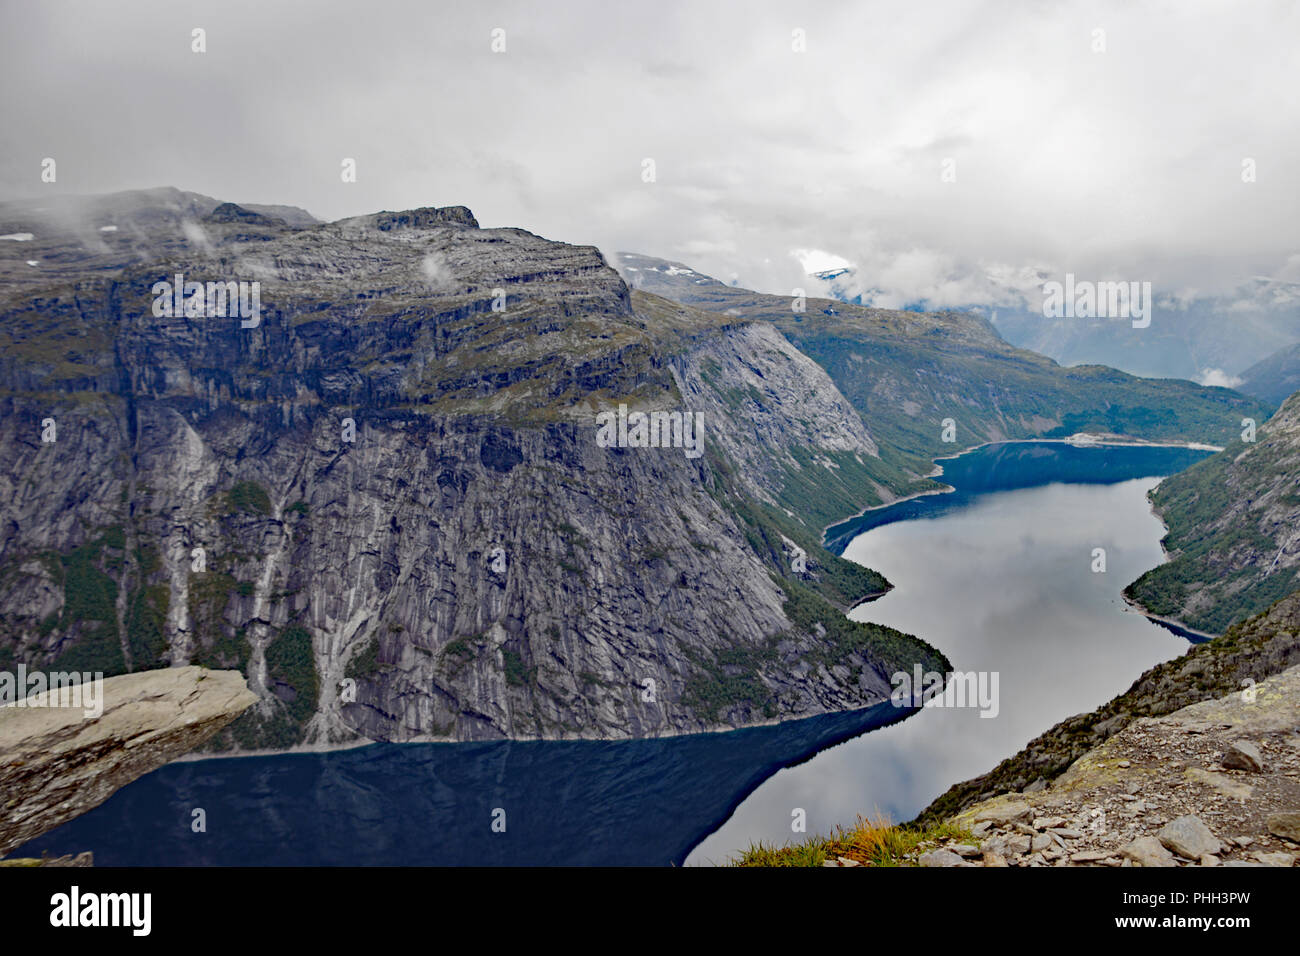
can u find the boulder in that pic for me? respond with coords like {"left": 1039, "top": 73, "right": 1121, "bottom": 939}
{"left": 973, "top": 801, "right": 1033, "bottom": 825}
{"left": 1157, "top": 815, "right": 1222, "bottom": 859}
{"left": 1267, "top": 813, "right": 1300, "bottom": 844}
{"left": 1222, "top": 740, "right": 1265, "bottom": 772}
{"left": 1120, "top": 836, "right": 1177, "bottom": 867}
{"left": 918, "top": 849, "right": 965, "bottom": 867}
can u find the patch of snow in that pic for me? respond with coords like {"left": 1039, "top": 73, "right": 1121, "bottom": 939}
{"left": 25, "top": 260, "right": 38, "bottom": 266}
{"left": 99, "top": 225, "right": 118, "bottom": 232}
{"left": 792, "top": 247, "right": 853, "bottom": 275}
{"left": 0, "top": 232, "right": 35, "bottom": 241}
{"left": 662, "top": 265, "right": 696, "bottom": 276}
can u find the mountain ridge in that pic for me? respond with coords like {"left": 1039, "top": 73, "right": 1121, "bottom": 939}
{"left": 615, "top": 252, "right": 1271, "bottom": 477}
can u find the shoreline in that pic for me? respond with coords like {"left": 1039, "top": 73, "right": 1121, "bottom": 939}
{"left": 1119, "top": 495, "right": 1222, "bottom": 643}
{"left": 172, "top": 736, "right": 377, "bottom": 763}
{"left": 821, "top": 433, "right": 1221, "bottom": 544}
{"left": 1120, "top": 593, "right": 1220, "bottom": 642}
{"left": 171, "top": 690, "right": 915, "bottom": 763}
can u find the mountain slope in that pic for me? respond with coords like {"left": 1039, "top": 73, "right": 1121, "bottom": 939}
{"left": 1238, "top": 341, "right": 1300, "bottom": 408}
{"left": 0, "top": 190, "right": 946, "bottom": 751}
{"left": 616, "top": 254, "right": 1270, "bottom": 476}
{"left": 1124, "top": 391, "right": 1300, "bottom": 634}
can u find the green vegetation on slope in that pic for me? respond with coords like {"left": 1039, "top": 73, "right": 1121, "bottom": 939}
{"left": 265, "top": 624, "right": 319, "bottom": 727}
{"left": 45, "top": 528, "right": 126, "bottom": 675}
{"left": 776, "top": 576, "right": 948, "bottom": 677}
{"left": 211, "top": 624, "right": 320, "bottom": 751}
{"left": 226, "top": 480, "right": 272, "bottom": 516}
{"left": 1125, "top": 395, "right": 1300, "bottom": 634}
{"left": 124, "top": 544, "right": 168, "bottom": 669}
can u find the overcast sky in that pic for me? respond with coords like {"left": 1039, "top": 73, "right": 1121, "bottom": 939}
{"left": 2, "top": 0, "right": 1297, "bottom": 308}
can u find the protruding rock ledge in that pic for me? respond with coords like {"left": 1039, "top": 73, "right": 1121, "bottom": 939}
{"left": 0, "top": 666, "right": 256, "bottom": 857}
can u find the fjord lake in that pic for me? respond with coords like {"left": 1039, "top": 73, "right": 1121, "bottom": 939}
{"left": 15, "top": 441, "right": 1213, "bottom": 866}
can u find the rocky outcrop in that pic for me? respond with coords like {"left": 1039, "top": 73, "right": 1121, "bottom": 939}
{"left": 203, "top": 202, "right": 283, "bottom": 227}
{"left": 921, "top": 662, "right": 1300, "bottom": 866}
{"left": 0, "top": 851, "right": 93, "bottom": 867}
{"left": 0, "top": 666, "right": 255, "bottom": 857}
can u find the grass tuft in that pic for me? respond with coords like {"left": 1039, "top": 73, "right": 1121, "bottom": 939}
{"left": 731, "top": 811, "right": 975, "bottom": 867}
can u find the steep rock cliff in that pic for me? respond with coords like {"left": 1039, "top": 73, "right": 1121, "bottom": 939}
{"left": 0, "top": 191, "right": 946, "bottom": 751}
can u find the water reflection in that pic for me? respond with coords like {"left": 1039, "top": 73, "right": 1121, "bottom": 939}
{"left": 15, "top": 700, "right": 918, "bottom": 866}
{"left": 687, "top": 443, "right": 1211, "bottom": 864}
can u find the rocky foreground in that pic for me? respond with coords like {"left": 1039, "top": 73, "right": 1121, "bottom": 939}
{"left": 891, "top": 663, "right": 1300, "bottom": 867}
{"left": 0, "top": 666, "right": 256, "bottom": 858}
{"left": 917, "top": 590, "right": 1300, "bottom": 825}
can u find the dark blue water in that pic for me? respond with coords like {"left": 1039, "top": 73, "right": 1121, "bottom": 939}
{"left": 13, "top": 701, "right": 915, "bottom": 866}
{"left": 13, "top": 441, "right": 1215, "bottom": 866}
{"left": 824, "top": 441, "right": 1214, "bottom": 553}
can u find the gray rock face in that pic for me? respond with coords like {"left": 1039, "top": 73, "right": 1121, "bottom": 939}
{"left": 0, "top": 191, "right": 946, "bottom": 751}
{"left": 1157, "top": 816, "right": 1222, "bottom": 859}
{"left": 0, "top": 666, "right": 255, "bottom": 856}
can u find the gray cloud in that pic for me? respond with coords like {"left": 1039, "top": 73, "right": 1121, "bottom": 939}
{"left": 2, "top": 0, "right": 1297, "bottom": 307}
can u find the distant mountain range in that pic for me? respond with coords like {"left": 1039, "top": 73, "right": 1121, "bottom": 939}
{"left": 617, "top": 252, "right": 1269, "bottom": 469}
{"left": 771, "top": 256, "right": 1300, "bottom": 385}
{"left": 991, "top": 300, "right": 1300, "bottom": 386}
